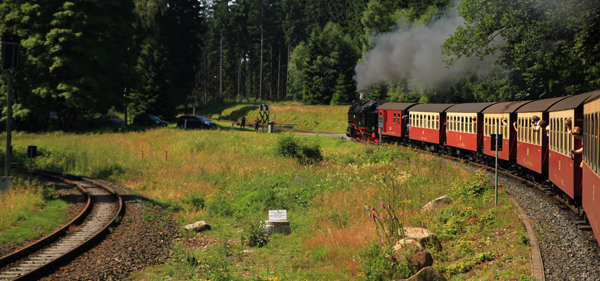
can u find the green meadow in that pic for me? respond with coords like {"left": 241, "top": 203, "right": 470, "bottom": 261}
{"left": 0, "top": 103, "right": 533, "bottom": 280}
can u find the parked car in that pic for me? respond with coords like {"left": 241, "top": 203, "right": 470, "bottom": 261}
{"left": 98, "top": 114, "right": 125, "bottom": 125}
{"left": 177, "top": 115, "right": 218, "bottom": 130}
{"left": 133, "top": 114, "right": 168, "bottom": 126}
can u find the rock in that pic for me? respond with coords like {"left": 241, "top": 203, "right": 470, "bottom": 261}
{"left": 393, "top": 238, "right": 424, "bottom": 252}
{"left": 402, "top": 227, "right": 443, "bottom": 251}
{"left": 184, "top": 221, "right": 211, "bottom": 232}
{"left": 400, "top": 266, "right": 447, "bottom": 281}
{"left": 393, "top": 239, "right": 433, "bottom": 271}
{"left": 422, "top": 195, "right": 452, "bottom": 212}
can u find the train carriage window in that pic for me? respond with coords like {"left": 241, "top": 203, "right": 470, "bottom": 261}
{"left": 583, "top": 112, "right": 600, "bottom": 174}
{"left": 393, "top": 113, "right": 396, "bottom": 124}
{"left": 584, "top": 114, "right": 588, "bottom": 164}
{"left": 484, "top": 117, "right": 487, "bottom": 136}
{"left": 568, "top": 117, "right": 572, "bottom": 153}
{"left": 518, "top": 117, "right": 522, "bottom": 142}
{"left": 550, "top": 118, "right": 555, "bottom": 151}
{"left": 469, "top": 116, "right": 473, "bottom": 133}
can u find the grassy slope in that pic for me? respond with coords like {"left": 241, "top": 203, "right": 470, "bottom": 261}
{"left": 191, "top": 101, "right": 349, "bottom": 134}
{"left": 1, "top": 125, "right": 532, "bottom": 280}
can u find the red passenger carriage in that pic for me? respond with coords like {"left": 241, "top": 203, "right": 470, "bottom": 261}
{"left": 514, "top": 97, "right": 566, "bottom": 175}
{"left": 482, "top": 101, "right": 531, "bottom": 162}
{"left": 408, "top": 104, "right": 454, "bottom": 150}
{"left": 444, "top": 103, "right": 495, "bottom": 157}
{"left": 547, "top": 91, "right": 600, "bottom": 201}
{"left": 377, "top": 102, "right": 417, "bottom": 141}
{"left": 582, "top": 93, "right": 600, "bottom": 239}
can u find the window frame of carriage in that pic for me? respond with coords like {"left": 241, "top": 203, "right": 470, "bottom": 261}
{"left": 483, "top": 114, "right": 510, "bottom": 140}
{"left": 409, "top": 112, "right": 440, "bottom": 130}
{"left": 446, "top": 113, "right": 478, "bottom": 134}
{"left": 548, "top": 111, "right": 574, "bottom": 157}
{"left": 515, "top": 113, "right": 544, "bottom": 145}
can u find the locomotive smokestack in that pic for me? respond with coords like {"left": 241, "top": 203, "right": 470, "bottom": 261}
{"left": 359, "top": 91, "right": 366, "bottom": 100}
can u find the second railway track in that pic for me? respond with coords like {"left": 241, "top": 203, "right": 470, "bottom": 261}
{"left": 0, "top": 167, "right": 123, "bottom": 281}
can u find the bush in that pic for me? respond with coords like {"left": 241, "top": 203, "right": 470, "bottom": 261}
{"left": 357, "top": 242, "right": 414, "bottom": 280}
{"left": 241, "top": 220, "right": 269, "bottom": 248}
{"left": 275, "top": 135, "right": 299, "bottom": 158}
{"left": 275, "top": 135, "right": 323, "bottom": 165}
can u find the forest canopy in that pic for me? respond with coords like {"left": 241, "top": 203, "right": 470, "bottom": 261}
{"left": 0, "top": 0, "right": 599, "bottom": 131}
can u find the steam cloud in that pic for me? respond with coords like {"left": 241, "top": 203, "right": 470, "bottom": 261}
{"left": 354, "top": 8, "right": 497, "bottom": 92}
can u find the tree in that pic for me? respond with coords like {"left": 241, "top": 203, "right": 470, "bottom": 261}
{"left": 287, "top": 41, "right": 307, "bottom": 100}
{"left": 301, "top": 22, "right": 360, "bottom": 105}
{"left": 0, "top": 0, "right": 137, "bottom": 131}
{"left": 442, "top": 0, "right": 600, "bottom": 99}
{"left": 131, "top": 36, "right": 174, "bottom": 119}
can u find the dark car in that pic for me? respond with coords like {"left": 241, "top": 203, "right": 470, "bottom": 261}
{"left": 97, "top": 114, "right": 125, "bottom": 125}
{"left": 177, "top": 115, "right": 218, "bottom": 130}
{"left": 133, "top": 114, "right": 168, "bottom": 127}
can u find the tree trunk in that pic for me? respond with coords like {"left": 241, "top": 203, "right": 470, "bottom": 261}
{"left": 270, "top": 44, "right": 273, "bottom": 100}
{"left": 277, "top": 46, "right": 281, "bottom": 101}
{"left": 286, "top": 44, "right": 290, "bottom": 101}
{"left": 220, "top": 31, "right": 223, "bottom": 101}
{"left": 260, "top": 24, "right": 264, "bottom": 100}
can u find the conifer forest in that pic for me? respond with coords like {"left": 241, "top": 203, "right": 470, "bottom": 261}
{"left": 0, "top": 0, "right": 599, "bottom": 131}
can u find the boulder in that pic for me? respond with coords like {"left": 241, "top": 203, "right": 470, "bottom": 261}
{"left": 185, "top": 221, "right": 211, "bottom": 232}
{"left": 394, "top": 239, "right": 433, "bottom": 271}
{"left": 402, "top": 227, "right": 442, "bottom": 251}
{"left": 400, "top": 266, "right": 447, "bottom": 281}
{"left": 422, "top": 195, "right": 452, "bottom": 212}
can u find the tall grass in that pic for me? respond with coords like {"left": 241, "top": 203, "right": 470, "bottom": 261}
{"left": 0, "top": 178, "right": 46, "bottom": 231}
{"left": 1, "top": 129, "right": 531, "bottom": 279}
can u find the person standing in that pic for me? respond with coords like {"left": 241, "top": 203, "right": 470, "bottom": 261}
{"left": 241, "top": 116, "right": 246, "bottom": 129}
{"left": 254, "top": 117, "right": 259, "bottom": 133}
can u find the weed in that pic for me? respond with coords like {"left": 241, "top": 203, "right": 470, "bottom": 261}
{"left": 356, "top": 242, "right": 414, "bottom": 280}
{"left": 183, "top": 194, "right": 205, "bottom": 210}
{"left": 42, "top": 186, "right": 56, "bottom": 200}
{"left": 241, "top": 220, "right": 269, "bottom": 248}
{"left": 519, "top": 233, "right": 530, "bottom": 245}
{"left": 364, "top": 203, "right": 405, "bottom": 246}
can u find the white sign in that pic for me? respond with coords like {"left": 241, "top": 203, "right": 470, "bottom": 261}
{"left": 268, "top": 210, "right": 287, "bottom": 220}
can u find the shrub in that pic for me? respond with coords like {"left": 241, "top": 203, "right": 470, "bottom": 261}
{"left": 241, "top": 220, "right": 269, "bottom": 248}
{"left": 357, "top": 242, "right": 413, "bottom": 280}
{"left": 275, "top": 135, "right": 299, "bottom": 158}
{"left": 297, "top": 142, "right": 323, "bottom": 164}
{"left": 275, "top": 135, "right": 323, "bottom": 165}
{"left": 184, "top": 194, "right": 205, "bottom": 210}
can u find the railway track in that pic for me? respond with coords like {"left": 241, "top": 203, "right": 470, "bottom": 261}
{"left": 0, "top": 167, "right": 124, "bottom": 281}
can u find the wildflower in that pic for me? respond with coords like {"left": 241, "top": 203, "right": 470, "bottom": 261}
{"left": 400, "top": 213, "right": 403, "bottom": 216}
{"left": 421, "top": 222, "right": 427, "bottom": 228}
{"left": 381, "top": 239, "right": 384, "bottom": 245}
{"left": 364, "top": 236, "right": 367, "bottom": 241}
{"left": 392, "top": 215, "right": 395, "bottom": 220}
{"left": 380, "top": 201, "right": 383, "bottom": 208}
{"left": 182, "top": 180, "right": 185, "bottom": 183}
{"left": 387, "top": 204, "right": 391, "bottom": 209}
{"left": 371, "top": 207, "right": 375, "bottom": 211}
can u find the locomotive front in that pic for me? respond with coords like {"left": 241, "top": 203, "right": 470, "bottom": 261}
{"left": 347, "top": 99, "right": 387, "bottom": 142}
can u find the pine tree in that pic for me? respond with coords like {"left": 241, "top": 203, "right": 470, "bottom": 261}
{"left": 132, "top": 36, "right": 174, "bottom": 119}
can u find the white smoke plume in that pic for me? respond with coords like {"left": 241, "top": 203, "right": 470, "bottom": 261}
{"left": 354, "top": 8, "right": 498, "bottom": 92}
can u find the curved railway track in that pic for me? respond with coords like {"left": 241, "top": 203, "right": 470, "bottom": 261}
{"left": 0, "top": 167, "right": 124, "bottom": 281}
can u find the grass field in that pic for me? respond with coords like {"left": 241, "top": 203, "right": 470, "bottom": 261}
{"left": 0, "top": 125, "right": 533, "bottom": 280}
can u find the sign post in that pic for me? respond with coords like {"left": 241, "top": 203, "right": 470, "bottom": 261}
{"left": 490, "top": 124, "right": 503, "bottom": 207}
{"left": 28, "top": 146, "right": 36, "bottom": 180}
{"left": 2, "top": 34, "right": 21, "bottom": 177}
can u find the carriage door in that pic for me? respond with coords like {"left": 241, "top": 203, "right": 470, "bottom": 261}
{"left": 379, "top": 110, "right": 385, "bottom": 133}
